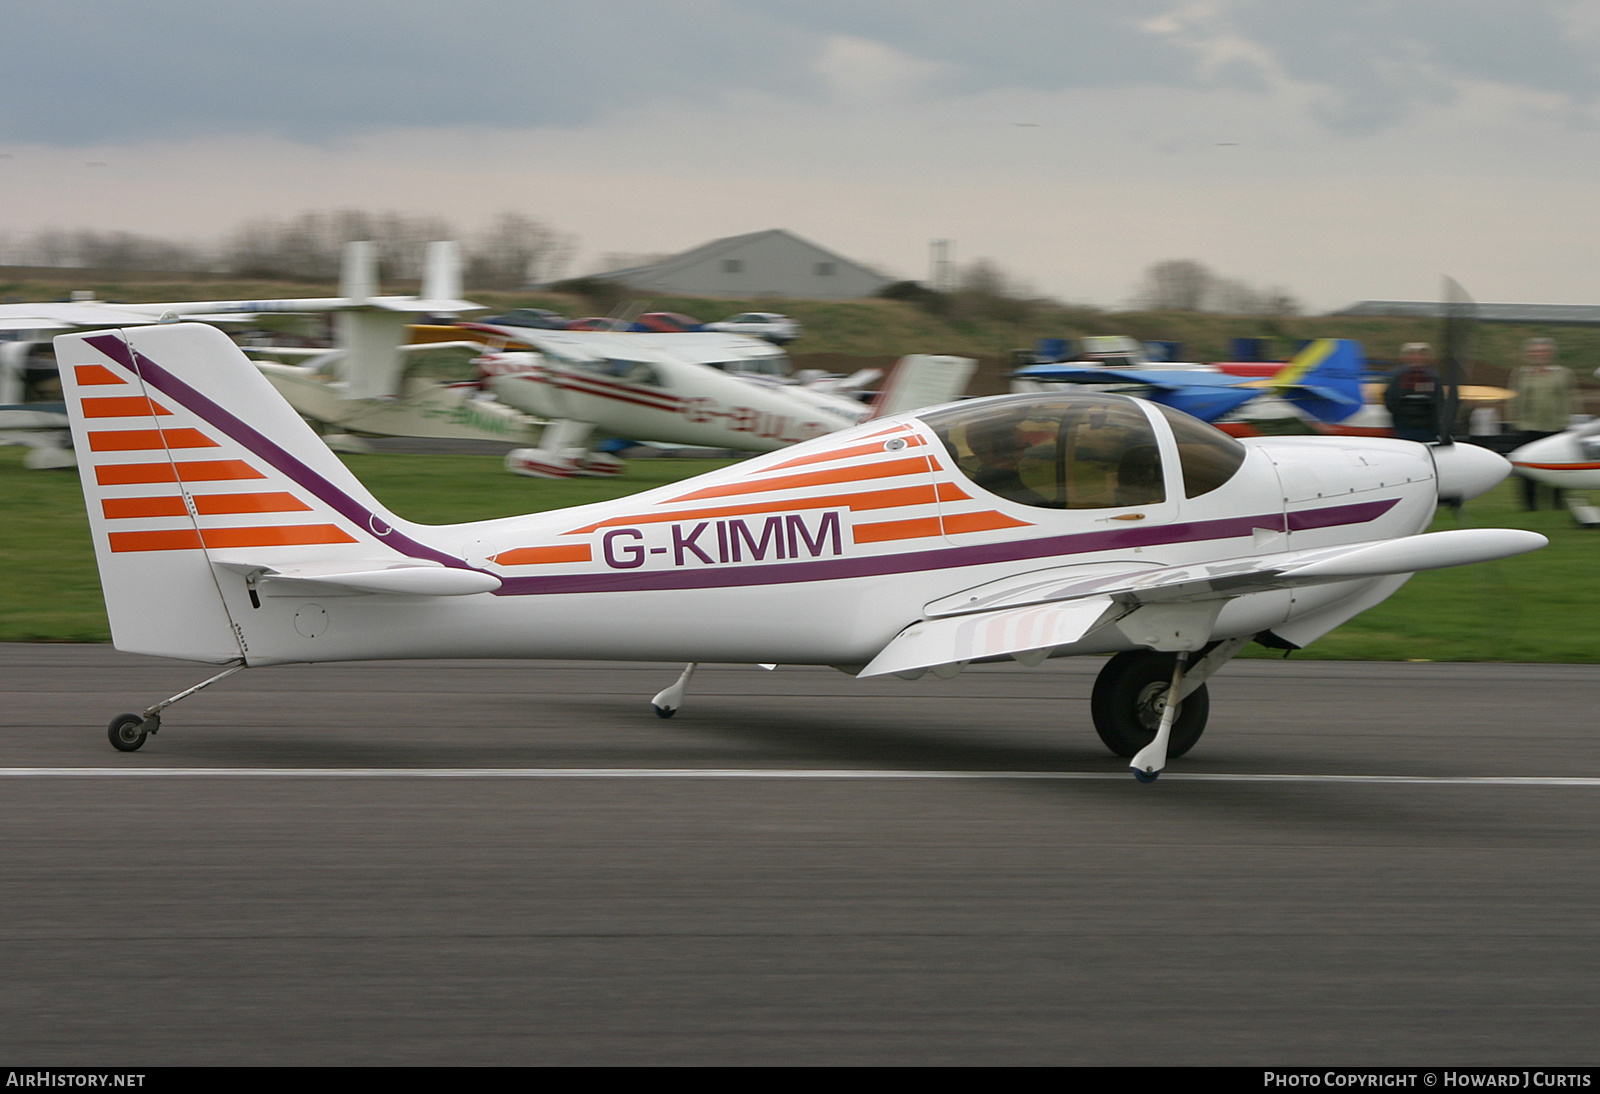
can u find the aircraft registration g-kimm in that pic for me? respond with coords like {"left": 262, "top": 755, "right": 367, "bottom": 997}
{"left": 58, "top": 324, "right": 1544, "bottom": 781}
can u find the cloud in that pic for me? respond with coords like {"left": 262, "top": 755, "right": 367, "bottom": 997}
{"left": 813, "top": 35, "right": 951, "bottom": 102}
{"left": 8, "top": 4, "right": 1600, "bottom": 312}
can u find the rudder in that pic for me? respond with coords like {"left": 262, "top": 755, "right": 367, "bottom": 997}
{"left": 56, "top": 323, "right": 442, "bottom": 663}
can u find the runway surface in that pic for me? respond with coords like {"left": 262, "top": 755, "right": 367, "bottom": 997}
{"left": 3, "top": 643, "right": 1599, "bottom": 1065}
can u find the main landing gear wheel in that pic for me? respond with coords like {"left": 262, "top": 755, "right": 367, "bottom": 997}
{"left": 1091, "top": 650, "right": 1209, "bottom": 761}
{"left": 107, "top": 713, "right": 148, "bottom": 753}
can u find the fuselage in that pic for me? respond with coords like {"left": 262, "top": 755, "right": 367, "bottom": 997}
{"left": 480, "top": 348, "right": 869, "bottom": 451}
{"left": 1509, "top": 422, "right": 1600, "bottom": 488}
{"left": 219, "top": 394, "right": 1445, "bottom": 668}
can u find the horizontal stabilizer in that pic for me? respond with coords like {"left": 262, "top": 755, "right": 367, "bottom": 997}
{"left": 858, "top": 597, "right": 1117, "bottom": 678}
{"left": 212, "top": 558, "right": 501, "bottom": 597}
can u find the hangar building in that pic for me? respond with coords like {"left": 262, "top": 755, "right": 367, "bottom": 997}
{"left": 590, "top": 229, "right": 893, "bottom": 300}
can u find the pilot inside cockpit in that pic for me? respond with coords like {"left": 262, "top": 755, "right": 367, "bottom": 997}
{"left": 924, "top": 393, "right": 1171, "bottom": 510}
{"left": 966, "top": 413, "right": 1053, "bottom": 507}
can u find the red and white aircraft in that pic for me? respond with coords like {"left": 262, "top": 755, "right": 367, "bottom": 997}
{"left": 471, "top": 327, "right": 975, "bottom": 478}
{"left": 57, "top": 324, "right": 1541, "bottom": 780}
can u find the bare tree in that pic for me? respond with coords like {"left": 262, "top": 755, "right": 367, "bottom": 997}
{"left": 221, "top": 210, "right": 457, "bottom": 281}
{"left": 464, "top": 212, "right": 576, "bottom": 289}
{"left": 1138, "top": 259, "right": 1213, "bottom": 311}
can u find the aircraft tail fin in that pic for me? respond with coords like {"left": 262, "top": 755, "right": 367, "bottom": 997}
{"left": 421, "top": 241, "right": 463, "bottom": 304}
{"left": 868, "top": 354, "right": 977, "bottom": 419}
{"left": 56, "top": 323, "right": 470, "bottom": 662}
{"left": 1272, "top": 338, "right": 1365, "bottom": 423}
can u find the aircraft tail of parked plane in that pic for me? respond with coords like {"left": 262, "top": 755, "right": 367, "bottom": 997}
{"left": 1268, "top": 338, "right": 1366, "bottom": 424}
{"left": 868, "top": 354, "right": 979, "bottom": 420}
{"left": 57, "top": 323, "right": 491, "bottom": 663}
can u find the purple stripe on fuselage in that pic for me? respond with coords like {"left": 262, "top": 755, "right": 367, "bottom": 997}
{"left": 1287, "top": 499, "right": 1395, "bottom": 530}
{"left": 490, "top": 499, "right": 1399, "bottom": 596}
{"left": 88, "top": 334, "right": 471, "bottom": 570}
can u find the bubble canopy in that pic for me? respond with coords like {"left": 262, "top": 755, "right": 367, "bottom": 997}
{"left": 918, "top": 392, "right": 1246, "bottom": 510}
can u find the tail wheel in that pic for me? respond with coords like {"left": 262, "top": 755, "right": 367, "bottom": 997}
{"left": 1090, "top": 650, "right": 1210, "bottom": 759}
{"left": 107, "top": 713, "right": 148, "bottom": 753}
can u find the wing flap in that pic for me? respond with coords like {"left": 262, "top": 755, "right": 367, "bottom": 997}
{"left": 858, "top": 597, "right": 1118, "bottom": 678}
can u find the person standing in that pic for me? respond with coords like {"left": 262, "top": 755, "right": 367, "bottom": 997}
{"left": 1383, "top": 341, "right": 1445, "bottom": 443}
{"left": 1508, "top": 337, "right": 1577, "bottom": 509}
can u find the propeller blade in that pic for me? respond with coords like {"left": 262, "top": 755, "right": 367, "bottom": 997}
{"left": 1438, "top": 276, "right": 1475, "bottom": 445}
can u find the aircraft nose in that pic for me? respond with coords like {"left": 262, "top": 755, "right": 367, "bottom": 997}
{"left": 1432, "top": 442, "right": 1510, "bottom": 503}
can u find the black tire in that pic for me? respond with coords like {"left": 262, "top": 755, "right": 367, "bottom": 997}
{"left": 107, "top": 713, "right": 148, "bottom": 753}
{"left": 1090, "top": 650, "right": 1209, "bottom": 759}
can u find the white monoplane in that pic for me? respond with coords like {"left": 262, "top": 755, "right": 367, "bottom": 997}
{"left": 1, "top": 241, "right": 481, "bottom": 467}
{"left": 472, "top": 326, "right": 975, "bottom": 478}
{"left": 57, "top": 324, "right": 1542, "bottom": 780}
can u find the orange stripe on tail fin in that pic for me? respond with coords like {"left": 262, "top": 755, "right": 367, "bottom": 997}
{"left": 81, "top": 396, "right": 173, "bottom": 418}
{"left": 88, "top": 428, "right": 218, "bottom": 452}
{"left": 74, "top": 365, "right": 127, "bottom": 386}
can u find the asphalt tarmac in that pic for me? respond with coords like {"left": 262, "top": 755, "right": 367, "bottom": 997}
{"left": 3, "top": 643, "right": 1599, "bottom": 1066}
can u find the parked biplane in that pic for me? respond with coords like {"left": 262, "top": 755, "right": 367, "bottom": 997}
{"left": 57, "top": 324, "right": 1543, "bottom": 780}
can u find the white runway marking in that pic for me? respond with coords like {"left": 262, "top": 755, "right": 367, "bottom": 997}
{"left": 1, "top": 767, "right": 1599, "bottom": 786}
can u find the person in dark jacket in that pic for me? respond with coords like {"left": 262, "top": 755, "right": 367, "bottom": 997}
{"left": 1384, "top": 342, "right": 1444, "bottom": 443}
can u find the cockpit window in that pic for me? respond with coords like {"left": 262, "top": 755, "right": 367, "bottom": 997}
{"left": 921, "top": 393, "right": 1166, "bottom": 509}
{"left": 1151, "top": 403, "right": 1247, "bottom": 498}
{"left": 729, "top": 355, "right": 790, "bottom": 377}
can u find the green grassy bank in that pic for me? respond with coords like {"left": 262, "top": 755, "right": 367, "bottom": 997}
{"left": 1, "top": 445, "right": 1593, "bottom": 660}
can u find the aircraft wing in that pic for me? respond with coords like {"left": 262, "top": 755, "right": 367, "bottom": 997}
{"left": 859, "top": 528, "right": 1544, "bottom": 677}
{"left": 1012, "top": 364, "right": 1261, "bottom": 421}
{"left": 0, "top": 303, "right": 165, "bottom": 331}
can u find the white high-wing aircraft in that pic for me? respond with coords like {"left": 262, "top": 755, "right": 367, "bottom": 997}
{"left": 472, "top": 327, "right": 976, "bottom": 478}
{"left": 57, "top": 323, "right": 1543, "bottom": 781}
{"left": 0, "top": 241, "right": 481, "bottom": 467}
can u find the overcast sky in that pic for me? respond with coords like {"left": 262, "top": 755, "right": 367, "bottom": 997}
{"left": 5, "top": 1, "right": 1600, "bottom": 311}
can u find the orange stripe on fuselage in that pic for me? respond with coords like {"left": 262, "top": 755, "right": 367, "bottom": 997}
{"left": 668, "top": 455, "right": 934, "bottom": 503}
{"left": 103, "top": 496, "right": 188, "bottom": 519}
{"left": 941, "top": 510, "right": 1033, "bottom": 534}
{"left": 859, "top": 423, "right": 915, "bottom": 439}
{"left": 491, "top": 544, "right": 594, "bottom": 566}
{"left": 563, "top": 483, "right": 970, "bottom": 535}
{"left": 81, "top": 396, "right": 172, "bottom": 418}
{"left": 74, "top": 365, "right": 127, "bottom": 386}
{"left": 853, "top": 516, "right": 943, "bottom": 543}
{"left": 193, "top": 492, "right": 310, "bottom": 515}
{"left": 199, "top": 525, "right": 356, "bottom": 548}
{"left": 95, "top": 460, "right": 264, "bottom": 485}
{"left": 852, "top": 509, "right": 1034, "bottom": 544}
{"left": 87, "top": 428, "right": 217, "bottom": 451}
{"left": 761, "top": 434, "right": 926, "bottom": 473}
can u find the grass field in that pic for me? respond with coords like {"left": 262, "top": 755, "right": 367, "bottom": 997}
{"left": 1, "top": 444, "right": 1594, "bottom": 660}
